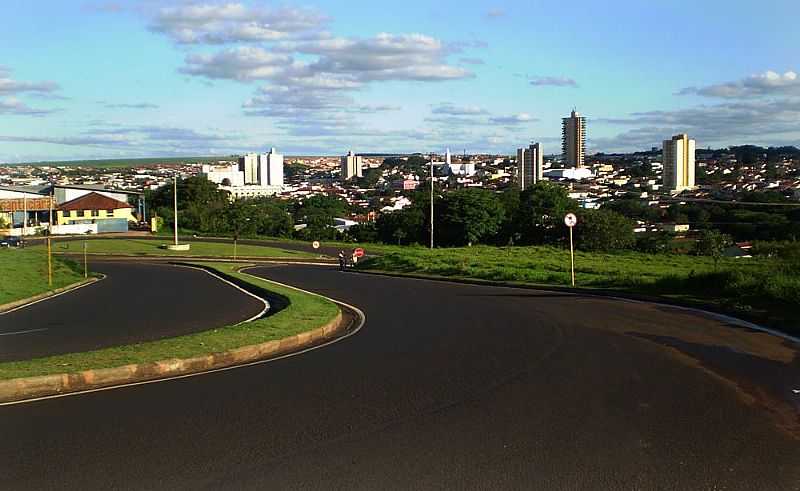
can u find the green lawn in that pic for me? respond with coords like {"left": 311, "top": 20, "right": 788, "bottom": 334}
{"left": 45, "top": 238, "right": 319, "bottom": 259}
{"left": 0, "top": 262, "right": 339, "bottom": 380}
{"left": 0, "top": 247, "right": 86, "bottom": 306}
{"left": 359, "top": 245, "right": 800, "bottom": 335}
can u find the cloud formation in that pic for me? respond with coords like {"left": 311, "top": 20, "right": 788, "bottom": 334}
{"left": 677, "top": 70, "right": 800, "bottom": 98}
{"left": 529, "top": 76, "right": 578, "bottom": 87}
{"left": 431, "top": 103, "right": 489, "bottom": 116}
{"left": 103, "top": 102, "right": 159, "bottom": 109}
{"left": 0, "top": 67, "right": 61, "bottom": 95}
{"left": 489, "top": 113, "right": 538, "bottom": 125}
{"left": 0, "top": 97, "right": 59, "bottom": 116}
{"left": 149, "top": 3, "right": 328, "bottom": 44}
{"left": 595, "top": 98, "right": 800, "bottom": 151}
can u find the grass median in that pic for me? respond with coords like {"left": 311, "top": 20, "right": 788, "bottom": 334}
{"left": 0, "top": 247, "right": 87, "bottom": 306}
{"left": 358, "top": 245, "right": 800, "bottom": 336}
{"left": 43, "top": 238, "right": 319, "bottom": 259}
{"left": 0, "top": 262, "right": 339, "bottom": 381}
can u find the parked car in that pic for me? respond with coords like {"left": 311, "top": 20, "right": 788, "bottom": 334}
{"left": 0, "top": 236, "right": 21, "bottom": 248}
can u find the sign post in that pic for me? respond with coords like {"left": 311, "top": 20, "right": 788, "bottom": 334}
{"left": 84, "top": 241, "right": 88, "bottom": 279}
{"left": 564, "top": 213, "right": 577, "bottom": 287}
{"left": 47, "top": 237, "right": 52, "bottom": 288}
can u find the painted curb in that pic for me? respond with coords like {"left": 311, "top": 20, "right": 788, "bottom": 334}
{"left": 0, "top": 311, "right": 344, "bottom": 403}
{"left": 0, "top": 276, "right": 102, "bottom": 315}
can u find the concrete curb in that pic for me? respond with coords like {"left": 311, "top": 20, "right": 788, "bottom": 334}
{"left": 0, "top": 311, "right": 345, "bottom": 404}
{"left": 0, "top": 276, "right": 102, "bottom": 315}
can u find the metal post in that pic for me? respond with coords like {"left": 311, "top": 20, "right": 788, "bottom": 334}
{"left": 233, "top": 238, "right": 237, "bottom": 261}
{"left": 84, "top": 241, "right": 88, "bottom": 279}
{"left": 569, "top": 226, "right": 575, "bottom": 287}
{"left": 47, "top": 237, "right": 52, "bottom": 287}
{"left": 22, "top": 196, "right": 27, "bottom": 246}
{"left": 173, "top": 176, "right": 179, "bottom": 246}
{"left": 430, "top": 154, "right": 434, "bottom": 249}
{"left": 48, "top": 193, "right": 53, "bottom": 232}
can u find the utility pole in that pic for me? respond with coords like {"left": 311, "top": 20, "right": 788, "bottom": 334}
{"left": 173, "top": 175, "right": 179, "bottom": 246}
{"left": 22, "top": 195, "right": 27, "bottom": 247}
{"left": 47, "top": 236, "right": 52, "bottom": 288}
{"left": 430, "top": 153, "right": 434, "bottom": 249}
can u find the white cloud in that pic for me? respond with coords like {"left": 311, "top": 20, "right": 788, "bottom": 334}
{"left": 149, "top": 3, "right": 328, "bottom": 44}
{"left": 180, "top": 46, "right": 295, "bottom": 81}
{"left": 489, "top": 113, "right": 538, "bottom": 124}
{"left": 677, "top": 70, "right": 800, "bottom": 99}
{"left": 0, "top": 97, "right": 59, "bottom": 116}
{"left": 529, "top": 76, "right": 578, "bottom": 87}
{"left": 595, "top": 98, "right": 800, "bottom": 151}
{"left": 485, "top": 9, "right": 505, "bottom": 18}
{"left": 431, "top": 103, "right": 489, "bottom": 116}
{"left": 103, "top": 102, "right": 159, "bottom": 109}
{"left": 0, "top": 68, "right": 61, "bottom": 95}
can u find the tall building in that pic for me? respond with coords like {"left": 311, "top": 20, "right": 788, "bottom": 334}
{"left": 341, "top": 150, "right": 363, "bottom": 180}
{"left": 258, "top": 147, "right": 284, "bottom": 187}
{"left": 517, "top": 142, "right": 543, "bottom": 191}
{"left": 562, "top": 109, "right": 586, "bottom": 168}
{"left": 238, "top": 153, "right": 259, "bottom": 185}
{"left": 445, "top": 148, "right": 452, "bottom": 166}
{"left": 662, "top": 134, "right": 696, "bottom": 192}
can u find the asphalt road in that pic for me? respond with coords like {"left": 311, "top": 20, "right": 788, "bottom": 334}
{"left": 0, "top": 262, "right": 264, "bottom": 362}
{"left": 1, "top": 264, "right": 798, "bottom": 489}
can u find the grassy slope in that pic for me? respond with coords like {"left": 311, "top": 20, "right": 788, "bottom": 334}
{"left": 0, "top": 262, "right": 339, "bottom": 380}
{"left": 0, "top": 248, "right": 85, "bottom": 305}
{"left": 45, "top": 238, "right": 318, "bottom": 259}
{"left": 359, "top": 245, "right": 800, "bottom": 334}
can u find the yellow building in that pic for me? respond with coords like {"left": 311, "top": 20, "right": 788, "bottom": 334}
{"left": 56, "top": 192, "right": 135, "bottom": 226}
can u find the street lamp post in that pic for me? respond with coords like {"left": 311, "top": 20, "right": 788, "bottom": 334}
{"left": 173, "top": 176, "right": 179, "bottom": 247}
{"left": 430, "top": 153, "right": 434, "bottom": 249}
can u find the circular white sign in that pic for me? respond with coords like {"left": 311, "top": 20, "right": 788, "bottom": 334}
{"left": 564, "top": 213, "right": 577, "bottom": 227}
{"left": 312, "top": 241, "right": 320, "bottom": 249}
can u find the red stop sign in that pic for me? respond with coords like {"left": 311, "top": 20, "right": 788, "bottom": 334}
{"left": 354, "top": 247, "right": 365, "bottom": 258}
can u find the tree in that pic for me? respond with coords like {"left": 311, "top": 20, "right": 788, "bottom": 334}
{"left": 516, "top": 182, "right": 578, "bottom": 245}
{"left": 694, "top": 229, "right": 731, "bottom": 269}
{"left": 439, "top": 189, "right": 505, "bottom": 246}
{"left": 293, "top": 195, "right": 349, "bottom": 239}
{"left": 575, "top": 209, "right": 636, "bottom": 251}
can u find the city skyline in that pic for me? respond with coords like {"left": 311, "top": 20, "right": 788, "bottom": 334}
{"left": 1, "top": 1, "right": 799, "bottom": 163}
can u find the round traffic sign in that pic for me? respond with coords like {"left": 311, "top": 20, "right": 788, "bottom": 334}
{"left": 312, "top": 240, "right": 320, "bottom": 249}
{"left": 354, "top": 247, "right": 365, "bottom": 258}
{"left": 564, "top": 213, "right": 577, "bottom": 227}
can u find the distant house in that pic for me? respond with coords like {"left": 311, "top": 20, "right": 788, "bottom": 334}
{"left": 661, "top": 223, "right": 690, "bottom": 233}
{"left": 56, "top": 192, "right": 135, "bottom": 233}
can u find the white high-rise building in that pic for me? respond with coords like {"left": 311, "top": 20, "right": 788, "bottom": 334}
{"left": 238, "top": 153, "right": 259, "bottom": 185}
{"left": 517, "top": 142, "right": 543, "bottom": 191}
{"left": 662, "top": 134, "right": 696, "bottom": 192}
{"left": 445, "top": 148, "right": 452, "bottom": 166}
{"left": 201, "top": 163, "right": 245, "bottom": 187}
{"left": 258, "top": 147, "right": 284, "bottom": 187}
{"left": 341, "top": 150, "right": 363, "bottom": 180}
{"left": 562, "top": 109, "right": 586, "bottom": 168}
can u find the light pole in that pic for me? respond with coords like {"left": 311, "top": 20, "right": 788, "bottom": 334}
{"left": 430, "top": 153, "right": 434, "bottom": 249}
{"left": 173, "top": 175, "right": 179, "bottom": 247}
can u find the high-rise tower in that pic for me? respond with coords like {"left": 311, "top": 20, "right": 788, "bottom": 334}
{"left": 341, "top": 150, "right": 363, "bottom": 180}
{"left": 662, "top": 134, "right": 696, "bottom": 192}
{"left": 517, "top": 142, "right": 543, "bottom": 191}
{"left": 562, "top": 109, "right": 586, "bottom": 168}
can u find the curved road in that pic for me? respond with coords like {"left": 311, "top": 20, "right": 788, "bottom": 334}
{"left": 0, "top": 262, "right": 264, "bottom": 362}
{"left": 1, "top": 264, "right": 798, "bottom": 489}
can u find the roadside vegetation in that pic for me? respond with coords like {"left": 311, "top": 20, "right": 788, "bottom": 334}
{"left": 0, "top": 247, "right": 85, "bottom": 306}
{"left": 358, "top": 245, "right": 800, "bottom": 335}
{"left": 0, "top": 262, "right": 339, "bottom": 380}
{"left": 42, "top": 238, "right": 318, "bottom": 259}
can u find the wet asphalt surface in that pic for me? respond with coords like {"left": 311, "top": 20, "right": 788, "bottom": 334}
{"left": 0, "top": 263, "right": 798, "bottom": 490}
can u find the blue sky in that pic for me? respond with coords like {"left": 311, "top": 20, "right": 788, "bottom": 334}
{"left": 1, "top": 0, "right": 799, "bottom": 162}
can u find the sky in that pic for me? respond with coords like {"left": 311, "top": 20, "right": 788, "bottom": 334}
{"left": 1, "top": 0, "right": 799, "bottom": 162}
